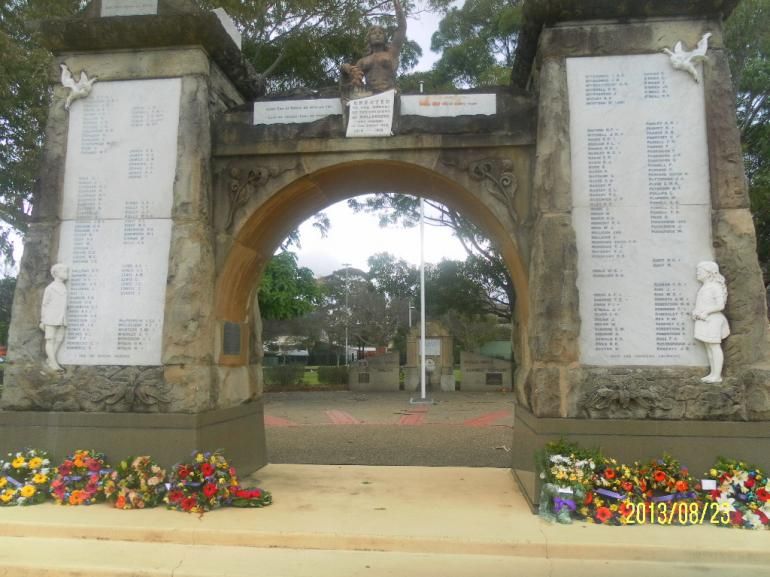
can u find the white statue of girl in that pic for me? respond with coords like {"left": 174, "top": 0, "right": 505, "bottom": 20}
{"left": 692, "top": 261, "right": 730, "bottom": 383}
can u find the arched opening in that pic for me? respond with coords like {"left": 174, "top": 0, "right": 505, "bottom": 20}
{"left": 215, "top": 160, "right": 529, "bottom": 339}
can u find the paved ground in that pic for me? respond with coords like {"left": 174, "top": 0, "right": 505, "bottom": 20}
{"left": 264, "top": 390, "right": 515, "bottom": 467}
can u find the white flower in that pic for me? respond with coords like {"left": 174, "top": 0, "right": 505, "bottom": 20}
{"left": 717, "top": 495, "right": 736, "bottom": 512}
{"left": 743, "top": 511, "right": 763, "bottom": 530}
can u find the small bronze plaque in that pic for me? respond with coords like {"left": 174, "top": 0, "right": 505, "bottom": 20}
{"left": 485, "top": 372, "right": 503, "bottom": 386}
{"left": 222, "top": 322, "right": 242, "bottom": 356}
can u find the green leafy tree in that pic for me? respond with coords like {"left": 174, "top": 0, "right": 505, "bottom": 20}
{"left": 348, "top": 194, "right": 514, "bottom": 321}
{"left": 258, "top": 251, "right": 320, "bottom": 320}
{"left": 428, "top": 0, "right": 522, "bottom": 88}
{"left": 724, "top": 0, "right": 770, "bottom": 279}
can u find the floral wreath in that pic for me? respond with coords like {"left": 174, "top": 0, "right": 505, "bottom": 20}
{"left": 50, "top": 449, "right": 111, "bottom": 506}
{"left": 103, "top": 456, "right": 167, "bottom": 509}
{"left": 703, "top": 458, "right": 770, "bottom": 529}
{"left": 165, "top": 450, "right": 239, "bottom": 513}
{"left": 230, "top": 485, "right": 273, "bottom": 508}
{"left": 0, "top": 449, "right": 52, "bottom": 506}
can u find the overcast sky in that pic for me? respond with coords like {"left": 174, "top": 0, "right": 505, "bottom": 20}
{"left": 292, "top": 4, "right": 470, "bottom": 277}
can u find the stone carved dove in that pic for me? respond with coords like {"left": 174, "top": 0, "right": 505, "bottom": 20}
{"left": 662, "top": 32, "right": 712, "bottom": 83}
{"left": 60, "top": 64, "right": 98, "bottom": 110}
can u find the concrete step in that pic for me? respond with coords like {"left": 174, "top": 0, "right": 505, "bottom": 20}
{"left": 0, "top": 465, "right": 767, "bottom": 576}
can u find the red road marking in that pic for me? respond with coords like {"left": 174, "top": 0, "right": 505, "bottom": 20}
{"left": 463, "top": 410, "right": 512, "bottom": 428}
{"left": 325, "top": 410, "right": 362, "bottom": 425}
{"left": 264, "top": 415, "right": 299, "bottom": 427}
{"left": 398, "top": 406, "right": 428, "bottom": 426}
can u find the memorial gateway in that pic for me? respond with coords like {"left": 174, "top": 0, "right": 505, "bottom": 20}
{"left": 1, "top": 0, "right": 768, "bottom": 507}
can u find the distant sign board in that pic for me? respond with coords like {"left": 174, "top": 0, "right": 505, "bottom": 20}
{"left": 400, "top": 94, "right": 496, "bottom": 117}
{"left": 101, "top": 0, "right": 158, "bottom": 16}
{"left": 253, "top": 99, "right": 342, "bottom": 125}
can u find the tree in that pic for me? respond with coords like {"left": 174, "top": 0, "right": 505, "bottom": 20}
{"left": 724, "top": 0, "right": 770, "bottom": 279}
{"left": 348, "top": 194, "right": 514, "bottom": 321}
{"left": 258, "top": 251, "right": 320, "bottom": 320}
{"left": 1, "top": 1, "right": 86, "bottom": 260}
{"left": 427, "top": 0, "right": 522, "bottom": 88}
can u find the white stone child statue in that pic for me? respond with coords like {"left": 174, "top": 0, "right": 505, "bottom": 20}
{"left": 692, "top": 261, "right": 730, "bottom": 383}
{"left": 39, "top": 263, "right": 69, "bottom": 372}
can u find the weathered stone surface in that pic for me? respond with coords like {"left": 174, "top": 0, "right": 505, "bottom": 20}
{"left": 532, "top": 59, "right": 570, "bottom": 213}
{"left": 1, "top": 364, "right": 171, "bottom": 413}
{"left": 512, "top": 0, "right": 738, "bottom": 87}
{"left": 744, "top": 367, "right": 770, "bottom": 421}
{"left": 576, "top": 367, "right": 750, "bottom": 420}
{"left": 213, "top": 365, "right": 256, "bottom": 408}
{"left": 528, "top": 214, "right": 579, "bottom": 363}
{"left": 713, "top": 209, "right": 768, "bottom": 366}
{"left": 705, "top": 50, "right": 751, "bottom": 210}
{"left": 350, "top": 353, "right": 400, "bottom": 392}
{"left": 460, "top": 352, "right": 512, "bottom": 391}
{"left": 527, "top": 366, "right": 562, "bottom": 417}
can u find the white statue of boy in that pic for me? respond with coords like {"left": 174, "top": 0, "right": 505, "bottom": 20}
{"left": 692, "top": 261, "right": 730, "bottom": 383}
{"left": 39, "top": 263, "right": 69, "bottom": 372}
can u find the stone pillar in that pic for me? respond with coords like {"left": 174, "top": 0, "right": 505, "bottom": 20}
{"left": 512, "top": 0, "right": 769, "bottom": 508}
{"left": 0, "top": 1, "right": 266, "bottom": 471}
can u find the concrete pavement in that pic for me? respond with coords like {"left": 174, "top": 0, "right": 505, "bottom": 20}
{"left": 264, "top": 391, "right": 515, "bottom": 467}
{"left": 0, "top": 464, "right": 768, "bottom": 576}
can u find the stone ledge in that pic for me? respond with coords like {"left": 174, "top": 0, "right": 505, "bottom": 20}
{"left": 0, "top": 400, "right": 267, "bottom": 473}
{"left": 512, "top": 0, "right": 741, "bottom": 87}
{"left": 33, "top": 12, "right": 260, "bottom": 98}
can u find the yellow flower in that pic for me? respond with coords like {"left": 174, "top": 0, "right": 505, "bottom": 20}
{"left": 33, "top": 474, "right": 48, "bottom": 484}
{"left": 20, "top": 485, "right": 36, "bottom": 498}
{"left": 1, "top": 489, "right": 15, "bottom": 502}
{"left": 28, "top": 457, "right": 43, "bottom": 469}
{"left": 195, "top": 453, "right": 205, "bottom": 463}
{"left": 11, "top": 457, "right": 26, "bottom": 469}
{"left": 0, "top": 477, "right": 7, "bottom": 488}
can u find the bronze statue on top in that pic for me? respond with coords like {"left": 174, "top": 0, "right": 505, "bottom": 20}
{"left": 341, "top": 0, "right": 406, "bottom": 100}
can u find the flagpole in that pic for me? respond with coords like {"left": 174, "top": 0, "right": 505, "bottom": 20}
{"left": 420, "top": 196, "right": 426, "bottom": 401}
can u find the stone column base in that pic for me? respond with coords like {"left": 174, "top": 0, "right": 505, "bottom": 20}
{"left": 0, "top": 400, "right": 267, "bottom": 474}
{"left": 512, "top": 405, "right": 770, "bottom": 511}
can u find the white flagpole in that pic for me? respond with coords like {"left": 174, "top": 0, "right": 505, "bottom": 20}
{"left": 420, "top": 196, "right": 426, "bottom": 401}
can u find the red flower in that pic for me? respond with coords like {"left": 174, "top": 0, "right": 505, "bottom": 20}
{"left": 653, "top": 470, "right": 666, "bottom": 483}
{"left": 745, "top": 478, "right": 755, "bottom": 489}
{"left": 709, "top": 490, "right": 721, "bottom": 500}
{"left": 87, "top": 459, "right": 102, "bottom": 472}
{"left": 621, "top": 481, "right": 633, "bottom": 493}
{"left": 756, "top": 488, "right": 769, "bottom": 502}
{"left": 595, "top": 507, "right": 613, "bottom": 523}
{"left": 181, "top": 497, "right": 197, "bottom": 512}
{"left": 730, "top": 511, "right": 744, "bottom": 527}
{"left": 168, "top": 490, "right": 184, "bottom": 503}
{"left": 639, "top": 480, "right": 647, "bottom": 492}
{"left": 203, "top": 483, "right": 218, "bottom": 498}
{"left": 675, "top": 480, "right": 689, "bottom": 492}
{"left": 757, "top": 510, "right": 769, "bottom": 525}
{"left": 584, "top": 491, "right": 594, "bottom": 505}
{"left": 603, "top": 468, "right": 616, "bottom": 480}
{"left": 177, "top": 465, "right": 191, "bottom": 480}
{"left": 618, "top": 502, "right": 632, "bottom": 518}
{"left": 200, "top": 463, "right": 215, "bottom": 478}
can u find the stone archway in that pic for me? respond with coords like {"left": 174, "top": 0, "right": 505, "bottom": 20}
{"left": 212, "top": 157, "right": 532, "bottom": 411}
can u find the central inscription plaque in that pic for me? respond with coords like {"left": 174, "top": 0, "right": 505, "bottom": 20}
{"left": 567, "top": 54, "right": 711, "bottom": 366}
{"left": 58, "top": 78, "right": 181, "bottom": 365}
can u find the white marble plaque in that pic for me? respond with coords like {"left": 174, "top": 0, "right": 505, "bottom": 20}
{"left": 567, "top": 54, "right": 712, "bottom": 366}
{"left": 346, "top": 89, "right": 395, "bottom": 137}
{"left": 58, "top": 78, "right": 181, "bottom": 366}
{"left": 101, "top": 0, "right": 158, "bottom": 16}
{"left": 400, "top": 94, "right": 496, "bottom": 117}
{"left": 213, "top": 8, "right": 242, "bottom": 49}
{"left": 253, "top": 99, "right": 342, "bottom": 125}
{"left": 424, "top": 338, "right": 441, "bottom": 356}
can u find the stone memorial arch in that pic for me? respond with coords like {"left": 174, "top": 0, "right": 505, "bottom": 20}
{"left": 1, "top": 0, "right": 768, "bottom": 506}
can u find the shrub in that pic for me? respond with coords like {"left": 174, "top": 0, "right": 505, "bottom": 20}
{"left": 263, "top": 365, "right": 304, "bottom": 387}
{"left": 317, "top": 366, "right": 349, "bottom": 385}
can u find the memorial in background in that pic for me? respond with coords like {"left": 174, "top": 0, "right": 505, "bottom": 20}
{"left": 459, "top": 352, "right": 512, "bottom": 392}
{"left": 348, "top": 353, "right": 400, "bottom": 392}
{"left": 405, "top": 322, "right": 455, "bottom": 392}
